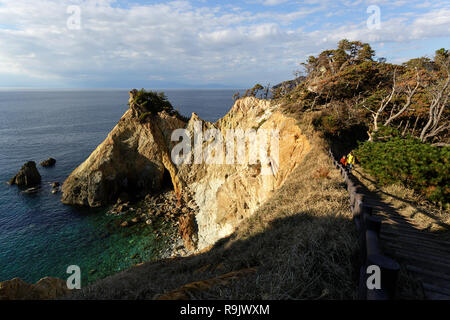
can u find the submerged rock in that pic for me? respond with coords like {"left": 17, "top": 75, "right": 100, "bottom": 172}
{"left": 40, "top": 158, "right": 56, "bottom": 167}
{"left": 131, "top": 217, "right": 139, "bottom": 224}
{"left": 8, "top": 161, "right": 41, "bottom": 187}
{"left": 23, "top": 186, "right": 40, "bottom": 194}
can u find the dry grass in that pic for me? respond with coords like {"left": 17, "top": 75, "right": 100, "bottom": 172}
{"left": 65, "top": 131, "right": 359, "bottom": 300}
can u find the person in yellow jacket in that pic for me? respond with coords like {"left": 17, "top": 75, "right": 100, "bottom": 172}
{"left": 346, "top": 152, "right": 355, "bottom": 172}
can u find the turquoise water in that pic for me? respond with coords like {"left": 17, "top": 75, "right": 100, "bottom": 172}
{"left": 0, "top": 89, "right": 238, "bottom": 286}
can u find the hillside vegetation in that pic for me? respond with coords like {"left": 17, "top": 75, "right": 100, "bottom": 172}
{"left": 272, "top": 40, "right": 449, "bottom": 207}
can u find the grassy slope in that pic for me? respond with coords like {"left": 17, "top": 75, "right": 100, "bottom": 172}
{"left": 67, "top": 111, "right": 360, "bottom": 300}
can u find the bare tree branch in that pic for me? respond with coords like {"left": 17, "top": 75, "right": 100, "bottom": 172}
{"left": 420, "top": 66, "right": 450, "bottom": 142}
{"left": 384, "top": 69, "right": 421, "bottom": 126}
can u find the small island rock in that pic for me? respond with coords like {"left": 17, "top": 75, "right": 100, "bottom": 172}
{"left": 40, "top": 158, "right": 56, "bottom": 167}
{"left": 8, "top": 161, "right": 41, "bottom": 187}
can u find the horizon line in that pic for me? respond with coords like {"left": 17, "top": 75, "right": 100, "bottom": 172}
{"left": 0, "top": 87, "right": 248, "bottom": 91}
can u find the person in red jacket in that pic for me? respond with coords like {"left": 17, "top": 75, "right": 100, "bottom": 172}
{"left": 339, "top": 155, "right": 347, "bottom": 167}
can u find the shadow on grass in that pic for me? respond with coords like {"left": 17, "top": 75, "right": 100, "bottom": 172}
{"left": 65, "top": 212, "right": 360, "bottom": 300}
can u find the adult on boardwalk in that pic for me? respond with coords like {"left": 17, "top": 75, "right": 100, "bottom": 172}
{"left": 339, "top": 155, "right": 347, "bottom": 167}
{"left": 346, "top": 152, "right": 355, "bottom": 172}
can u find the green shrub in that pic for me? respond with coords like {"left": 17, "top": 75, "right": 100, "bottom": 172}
{"left": 355, "top": 137, "right": 450, "bottom": 206}
{"left": 131, "top": 89, "right": 174, "bottom": 114}
{"left": 130, "top": 89, "right": 189, "bottom": 123}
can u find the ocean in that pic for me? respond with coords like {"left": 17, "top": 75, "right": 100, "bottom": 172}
{"left": 0, "top": 89, "right": 239, "bottom": 285}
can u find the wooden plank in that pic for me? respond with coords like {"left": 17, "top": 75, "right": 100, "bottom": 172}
{"left": 381, "top": 225, "right": 443, "bottom": 241}
{"left": 382, "top": 244, "right": 450, "bottom": 266}
{"left": 407, "top": 265, "right": 450, "bottom": 282}
{"left": 422, "top": 282, "right": 450, "bottom": 297}
{"left": 382, "top": 250, "right": 450, "bottom": 274}
{"left": 380, "top": 231, "right": 450, "bottom": 249}
{"left": 424, "top": 290, "right": 450, "bottom": 300}
{"left": 383, "top": 238, "right": 450, "bottom": 257}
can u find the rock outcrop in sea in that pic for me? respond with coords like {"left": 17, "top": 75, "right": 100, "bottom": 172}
{"left": 8, "top": 161, "right": 41, "bottom": 187}
{"left": 61, "top": 91, "right": 185, "bottom": 207}
{"left": 62, "top": 93, "right": 311, "bottom": 250}
{"left": 40, "top": 158, "right": 56, "bottom": 167}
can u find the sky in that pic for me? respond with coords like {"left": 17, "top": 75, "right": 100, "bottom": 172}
{"left": 0, "top": 0, "right": 449, "bottom": 89}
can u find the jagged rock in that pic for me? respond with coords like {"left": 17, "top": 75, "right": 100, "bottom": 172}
{"left": 116, "top": 192, "right": 129, "bottom": 204}
{"left": 51, "top": 182, "right": 60, "bottom": 194}
{"left": 115, "top": 203, "right": 129, "bottom": 213}
{"left": 8, "top": 161, "right": 41, "bottom": 187}
{"left": 144, "top": 194, "right": 153, "bottom": 203}
{"left": 40, "top": 158, "right": 56, "bottom": 167}
{"left": 178, "top": 213, "right": 197, "bottom": 251}
{"left": 61, "top": 90, "right": 186, "bottom": 207}
{"left": 0, "top": 277, "right": 70, "bottom": 300}
{"left": 177, "top": 97, "right": 311, "bottom": 249}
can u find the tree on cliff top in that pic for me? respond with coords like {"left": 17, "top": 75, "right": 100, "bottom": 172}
{"left": 128, "top": 89, "right": 189, "bottom": 123}
{"left": 129, "top": 88, "right": 174, "bottom": 115}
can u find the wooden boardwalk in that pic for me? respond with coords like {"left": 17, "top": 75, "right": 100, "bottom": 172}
{"left": 364, "top": 190, "right": 450, "bottom": 299}
{"left": 330, "top": 151, "right": 450, "bottom": 299}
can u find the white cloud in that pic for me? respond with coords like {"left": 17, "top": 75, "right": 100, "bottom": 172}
{"left": 0, "top": 0, "right": 448, "bottom": 87}
{"left": 257, "top": 0, "right": 289, "bottom": 6}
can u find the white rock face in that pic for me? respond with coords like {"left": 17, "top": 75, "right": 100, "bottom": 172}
{"left": 178, "top": 97, "right": 312, "bottom": 250}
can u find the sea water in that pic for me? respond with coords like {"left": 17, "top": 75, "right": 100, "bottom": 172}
{"left": 0, "top": 89, "right": 239, "bottom": 285}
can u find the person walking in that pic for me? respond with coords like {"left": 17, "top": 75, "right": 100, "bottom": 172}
{"left": 339, "top": 155, "right": 347, "bottom": 167}
{"left": 346, "top": 151, "right": 355, "bottom": 172}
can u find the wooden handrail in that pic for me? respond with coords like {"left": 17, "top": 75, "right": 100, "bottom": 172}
{"left": 328, "top": 149, "right": 399, "bottom": 300}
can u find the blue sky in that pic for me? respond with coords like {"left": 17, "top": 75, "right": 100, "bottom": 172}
{"left": 0, "top": 0, "right": 449, "bottom": 88}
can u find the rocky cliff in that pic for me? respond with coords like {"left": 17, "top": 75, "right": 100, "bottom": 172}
{"left": 62, "top": 94, "right": 311, "bottom": 250}
{"left": 178, "top": 97, "right": 311, "bottom": 248}
{"left": 61, "top": 91, "right": 185, "bottom": 207}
